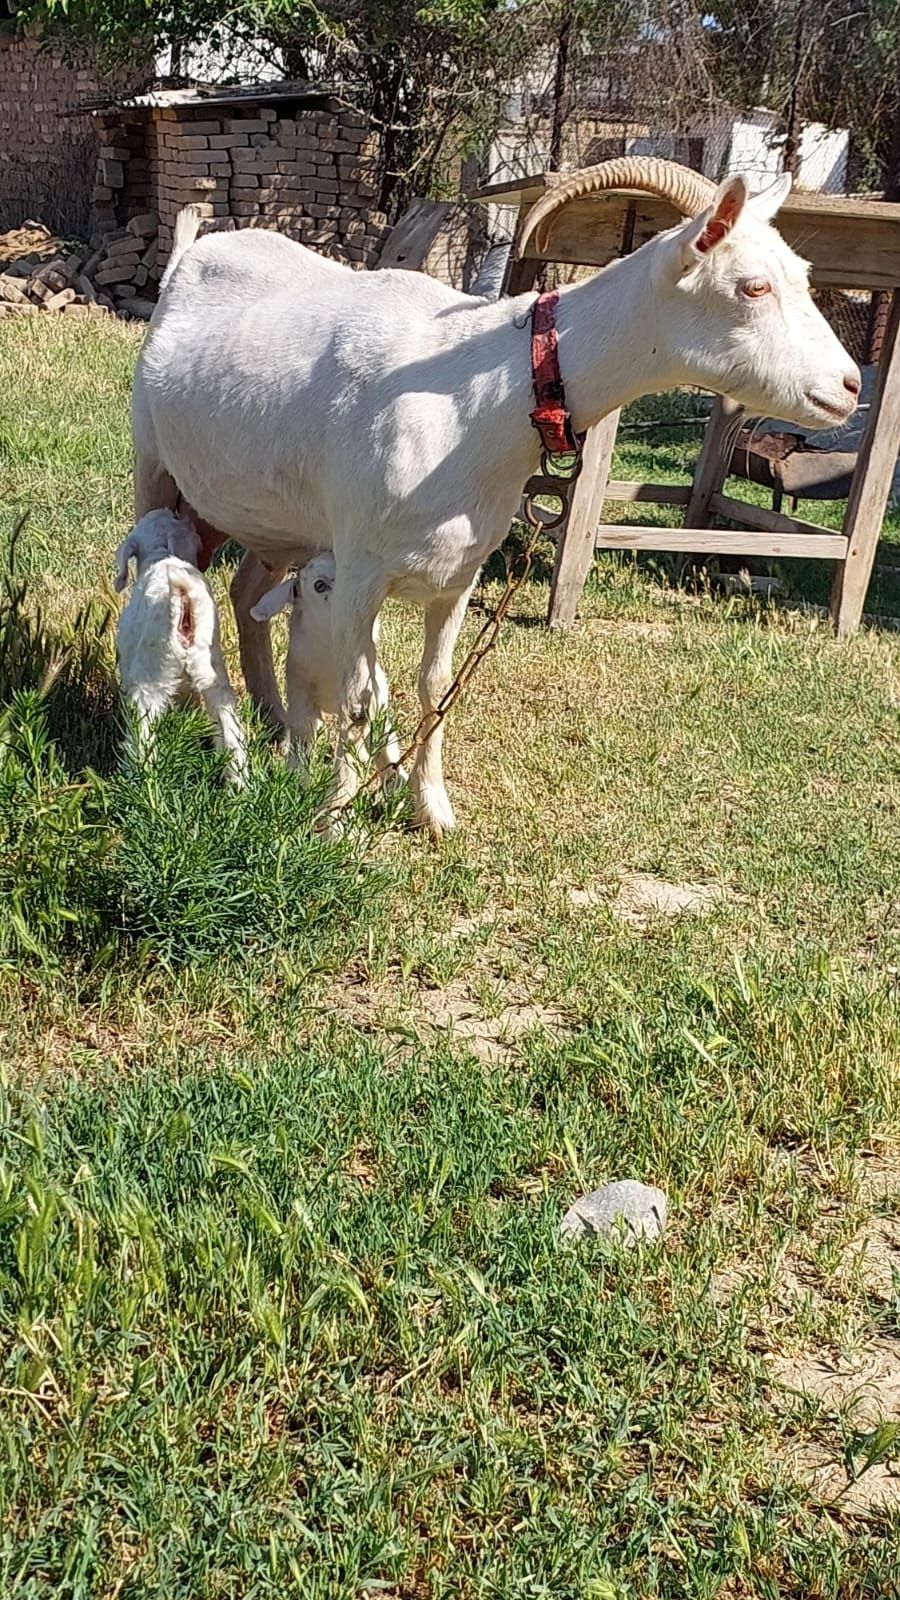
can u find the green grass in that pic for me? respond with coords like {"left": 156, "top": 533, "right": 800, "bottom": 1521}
{"left": 0, "top": 317, "right": 898, "bottom": 1598}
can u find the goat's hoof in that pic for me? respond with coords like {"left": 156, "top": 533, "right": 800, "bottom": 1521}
{"left": 412, "top": 784, "right": 456, "bottom": 838}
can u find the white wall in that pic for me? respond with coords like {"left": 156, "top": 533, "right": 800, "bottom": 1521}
{"left": 797, "top": 121, "right": 848, "bottom": 193}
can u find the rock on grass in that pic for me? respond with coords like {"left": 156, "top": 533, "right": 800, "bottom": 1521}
{"left": 561, "top": 1179, "right": 668, "bottom": 1245}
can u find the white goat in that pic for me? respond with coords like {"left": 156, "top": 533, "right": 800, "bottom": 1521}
{"left": 250, "top": 551, "right": 405, "bottom": 786}
{"left": 115, "top": 508, "right": 247, "bottom": 785}
{"left": 133, "top": 161, "right": 860, "bottom": 836}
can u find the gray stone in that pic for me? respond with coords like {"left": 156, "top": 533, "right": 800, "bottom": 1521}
{"left": 560, "top": 1180, "right": 667, "bottom": 1245}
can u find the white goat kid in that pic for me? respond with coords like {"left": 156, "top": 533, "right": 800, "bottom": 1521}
{"left": 133, "top": 162, "right": 860, "bottom": 836}
{"left": 115, "top": 508, "right": 247, "bottom": 785}
{"left": 250, "top": 551, "right": 405, "bottom": 788}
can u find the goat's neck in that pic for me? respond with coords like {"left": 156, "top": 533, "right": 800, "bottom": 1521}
{"left": 553, "top": 244, "right": 674, "bottom": 433}
{"left": 445, "top": 243, "right": 677, "bottom": 509}
{"left": 136, "top": 546, "right": 171, "bottom": 576}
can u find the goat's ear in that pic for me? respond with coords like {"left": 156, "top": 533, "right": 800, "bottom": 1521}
{"left": 746, "top": 172, "right": 791, "bottom": 224}
{"left": 679, "top": 175, "right": 748, "bottom": 268}
{"left": 113, "top": 535, "right": 137, "bottom": 593}
{"left": 250, "top": 578, "right": 296, "bottom": 622}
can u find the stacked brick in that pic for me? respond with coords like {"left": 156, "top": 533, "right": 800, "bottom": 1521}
{"left": 90, "top": 94, "right": 390, "bottom": 294}
{"left": 0, "top": 214, "right": 158, "bottom": 320}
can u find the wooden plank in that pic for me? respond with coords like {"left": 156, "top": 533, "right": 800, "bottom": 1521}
{"left": 547, "top": 409, "right": 621, "bottom": 628}
{"left": 604, "top": 480, "right": 690, "bottom": 505}
{"left": 832, "top": 290, "right": 900, "bottom": 635}
{"left": 504, "top": 254, "right": 542, "bottom": 295}
{"left": 502, "top": 199, "right": 542, "bottom": 295}
{"left": 503, "top": 191, "right": 900, "bottom": 291}
{"left": 595, "top": 527, "right": 848, "bottom": 559}
{"left": 472, "top": 173, "right": 900, "bottom": 226}
{"left": 524, "top": 477, "right": 689, "bottom": 506}
{"left": 471, "top": 174, "right": 553, "bottom": 204}
{"left": 375, "top": 199, "right": 453, "bottom": 271}
{"left": 711, "top": 493, "right": 836, "bottom": 540}
{"left": 685, "top": 396, "right": 745, "bottom": 528}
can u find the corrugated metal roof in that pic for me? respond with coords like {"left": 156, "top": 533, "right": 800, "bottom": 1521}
{"left": 86, "top": 79, "right": 343, "bottom": 115}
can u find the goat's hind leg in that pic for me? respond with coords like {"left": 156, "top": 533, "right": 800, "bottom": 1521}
{"left": 230, "top": 551, "right": 289, "bottom": 736}
{"left": 121, "top": 684, "right": 169, "bottom": 769}
{"left": 200, "top": 684, "right": 248, "bottom": 787}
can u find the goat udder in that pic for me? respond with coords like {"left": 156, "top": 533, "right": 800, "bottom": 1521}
{"left": 178, "top": 496, "right": 229, "bottom": 572}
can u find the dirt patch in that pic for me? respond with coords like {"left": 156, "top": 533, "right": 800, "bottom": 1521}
{"left": 569, "top": 872, "right": 726, "bottom": 925}
{"left": 771, "top": 1339, "right": 900, "bottom": 1510}
{"left": 584, "top": 618, "right": 674, "bottom": 643}
{"left": 840, "top": 1214, "right": 900, "bottom": 1299}
{"left": 416, "top": 979, "right": 569, "bottom": 1063}
{"left": 856, "top": 1148, "right": 900, "bottom": 1204}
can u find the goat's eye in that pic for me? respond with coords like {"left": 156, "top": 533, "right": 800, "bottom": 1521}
{"left": 740, "top": 278, "right": 773, "bottom": 299}
{"left": 314, "top": 578, "right": 329, "bottom": 595}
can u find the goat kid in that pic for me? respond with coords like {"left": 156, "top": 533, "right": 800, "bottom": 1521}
{"left": 251, "top": 551, "right": 405, "bottom": 790}
{"left": 134, "top": 165, "right": 860, "bottom": 836}
{"left": 115, "top": 508, "right": 247, "bottom": 785}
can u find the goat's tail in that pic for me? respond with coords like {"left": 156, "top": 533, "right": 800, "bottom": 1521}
{"left": 168, "top": 569, "right": 197, "bottom": 649}
{"left": 159, "top": 205, "right": 203, "bottom": 292}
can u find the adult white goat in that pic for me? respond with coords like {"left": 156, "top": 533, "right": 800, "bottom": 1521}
{"left": 133, "top": 161, "right": 860, "bottom": 836}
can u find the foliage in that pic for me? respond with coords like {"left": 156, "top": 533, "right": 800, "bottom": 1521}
{"left": 21, "top": 0, "right": 567, "bottom": 212}
{"left": 19, "top": 0, "right": 900, "bottom": 201}
{"left": 0, "top": 554, "right": 383, "bottom": 976}
{"left": 699, "top": 1, "right": 900, "bottom": 179}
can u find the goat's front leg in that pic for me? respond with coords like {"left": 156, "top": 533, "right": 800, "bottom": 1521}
{"left": 317, "top": 565, "right": 386, "bottom": 832}
{"left": 284, "top": 676, "right": 323, "bottom": 776}
{"left": 134, "top": 452, "right": 178, "bottom": 520}
{"left": 410, "top": 583, "right": 475, "bottom": 837}
{"left": 230, "top": 552, "right": 288, "bottom": 734}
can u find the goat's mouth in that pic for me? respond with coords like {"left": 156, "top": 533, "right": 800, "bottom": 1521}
{"left": 803, "top": 390, "right": 856, "bottom": 424}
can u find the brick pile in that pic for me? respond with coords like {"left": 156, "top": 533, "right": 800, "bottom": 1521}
{"left": 0, "top": 213, "right": 159, "bottom": 320}
{"left": 90, "top": 92, "right": 391, "bottom": 287}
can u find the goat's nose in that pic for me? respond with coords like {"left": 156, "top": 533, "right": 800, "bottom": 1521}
{"left": 843, "top": 371, "right": 861, "bottom": 399}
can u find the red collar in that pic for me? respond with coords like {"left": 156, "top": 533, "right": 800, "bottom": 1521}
{"left": 529, "top": 289, "right": 582, "bottom": 457}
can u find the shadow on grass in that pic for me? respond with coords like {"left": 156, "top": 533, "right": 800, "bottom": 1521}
{"left": 1, "top": 522, "right": 121, "bottom": 777}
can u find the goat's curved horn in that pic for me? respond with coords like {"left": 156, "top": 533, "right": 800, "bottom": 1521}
{"left": 518, "top": 157, "right": 717, "bottom": 259}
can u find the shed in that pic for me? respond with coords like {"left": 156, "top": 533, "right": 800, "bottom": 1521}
{"left": 89, "top": 81, "right": 391, "bottom": 295}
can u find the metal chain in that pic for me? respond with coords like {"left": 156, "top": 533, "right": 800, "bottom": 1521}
{"left": 334, "top": 446, "right": 583, "bottom": 814}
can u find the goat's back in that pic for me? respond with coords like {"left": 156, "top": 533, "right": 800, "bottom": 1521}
{"left": 133, "top": 227, "right": 514, "bottom": 552}
{"left": 117, "top": 558, "right": 217, "bottom": 691}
